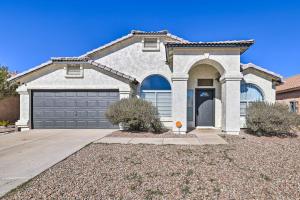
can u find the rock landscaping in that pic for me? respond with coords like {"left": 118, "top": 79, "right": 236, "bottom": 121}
{"left": 107, "top": 130, "right": 197, "bottom": 138}
{"left": 2, "top": 132, "right": 300, "bottom": 199}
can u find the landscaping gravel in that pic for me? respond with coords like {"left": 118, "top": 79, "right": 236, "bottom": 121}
{"left": 107, "top": 130, "right": 197, "bottom": 138}
{"left": 3, "top": 133, "right": 300, "bottom": 199}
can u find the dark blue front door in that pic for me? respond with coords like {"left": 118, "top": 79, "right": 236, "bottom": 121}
{"left": 195, "top": 89, "right": 214, "bottom": 126}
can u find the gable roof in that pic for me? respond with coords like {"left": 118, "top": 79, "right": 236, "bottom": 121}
{"left": 241, "top": 63, "right": 283, "bottom": 83}
{"left": 80, "top": 30, "right": 188, "bottom": 58}
{"left": 276, "top": 74, "right": 300, "bottom": 93}
{"left": 8, "top": 57, "right": 138, "bottom": 84}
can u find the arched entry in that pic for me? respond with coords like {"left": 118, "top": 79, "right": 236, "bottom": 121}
{"left": 187, "top": 59, "right": 225, "bottom": 128}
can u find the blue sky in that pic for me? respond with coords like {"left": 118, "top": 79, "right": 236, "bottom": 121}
{"left": 0, "top": 0, "right": 299, "bottom": 78}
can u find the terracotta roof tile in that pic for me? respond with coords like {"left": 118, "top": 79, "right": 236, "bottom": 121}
{"left": 276, "top": 74, "right": 300, "bottom": 92}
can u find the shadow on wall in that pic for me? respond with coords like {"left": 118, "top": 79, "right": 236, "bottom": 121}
{"left": 0, "top": 96, "right": 20, "bottom": 123}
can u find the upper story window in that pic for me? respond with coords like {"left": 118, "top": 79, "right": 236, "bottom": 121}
{"left": 290, "top": 101, "right": 299, "bottom": 113}
{"left": 240, "top": 82, "right": 264, "bottom": 116}
{"left": 142, "top": 37, "right": 160, "bottom": 51}
{"left": 65, "top": 64, "right": 83, "bottom": 78}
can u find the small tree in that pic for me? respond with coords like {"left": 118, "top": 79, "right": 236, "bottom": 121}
{"left": 246, "top": 102, "right": 300, "bottom": 137}
{"left": 105, "top": 98, "right": 164, "bottom": 133}
{"left": 0, "top": 66, "right": 18, "bottom": 99}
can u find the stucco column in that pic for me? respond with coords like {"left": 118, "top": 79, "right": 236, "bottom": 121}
{"left": 15, "top": 86, "right": 30, "bottom": 131}
{"left": 220, "top": 74, "right": 243, "bottom": 135}
{"left": 172, "top": 73, "right": 189, "bottom": 134}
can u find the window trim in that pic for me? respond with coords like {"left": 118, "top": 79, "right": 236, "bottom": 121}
{"left": 142, "top": 37, "right": 160, "bottom": 51}
{"left": 289, "top": 101, "right": 299, "bottom": 113}
{"left": 65, "top": 65, "right": 84, "bottom": 78}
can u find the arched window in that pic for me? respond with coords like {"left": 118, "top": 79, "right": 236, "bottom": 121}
{"left": 140, "top": 75, "right": 172, "bottom": 117}
{"left": 240, "top": 82, "right": 264, "bottom": 116}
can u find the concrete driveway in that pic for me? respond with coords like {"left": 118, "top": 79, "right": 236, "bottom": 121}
{"left": 0, "top": 129, "right": 114, "bottom": 197}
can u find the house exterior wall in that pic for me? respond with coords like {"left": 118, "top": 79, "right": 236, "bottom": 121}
{"left": 14, "top": 34, "right": 279, "bottom": 134}
{"left": 240, "top": 71, "right": 277, "bottom": 127}
{"left": 277, "top": 90, "right": 300, "bottom": 113}
{"left": 95, "top": 37, "right": 174, "bottom": 85}
{"left": 171, "top": 48, "right": 242, "bottom": 134}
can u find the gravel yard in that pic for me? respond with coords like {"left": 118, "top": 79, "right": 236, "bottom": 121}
{"left": 107, "top": 130, "right": 197, "bottom": 138}
{"left": 3, "top": 133, "right": 300, "bottom": 199}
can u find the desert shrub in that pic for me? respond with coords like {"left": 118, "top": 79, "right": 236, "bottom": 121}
{"left": 246, "top": 102, "right": 300, "bottom": 137}
{"left": 0, "top": 120, "right": 10, "bottom": 127}
{"left": 105, "top": 98, "right": 164, "bottom": 133}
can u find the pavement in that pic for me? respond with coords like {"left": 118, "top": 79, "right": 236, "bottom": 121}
{"left": 0, "top": 129, "right": 113, "bottom": 197}
{"left": 95, "top": 129, "right": 227, "bottom": 145}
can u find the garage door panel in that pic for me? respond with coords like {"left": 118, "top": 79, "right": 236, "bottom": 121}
{"left": 44, "top": 99, "right": 55, "bottom": 107}
{"left": 55, "top": 92, "right": 65, "bottom": 97}
{"left": 66, "top": 121, "right": 76, "bottom": 128}
{"left": 65, "top": 111, "right": 76, "bottom": 117}
{"left": 32, "top": 90, "right": 119, "bottom": 129}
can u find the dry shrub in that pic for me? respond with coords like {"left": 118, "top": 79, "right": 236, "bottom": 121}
{"left": 105, "top": 98, "right": 164, "bottom": 133}
{"left": 246, "top": 102, "right": 300, "bottom": 137}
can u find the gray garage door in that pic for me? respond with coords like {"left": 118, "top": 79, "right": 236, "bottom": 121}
{"left": 32, "top": 90, "right": 119, "bottom": 129}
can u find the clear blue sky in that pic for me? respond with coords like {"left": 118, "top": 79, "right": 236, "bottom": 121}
{"left": 0, "top": 0, "right": 299, "bottom": 78}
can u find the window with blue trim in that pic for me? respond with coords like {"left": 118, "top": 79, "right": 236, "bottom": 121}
{"left": 240, "top": 83, "right": 264, "bottom": 116}
{"left": 140, "top": 75, "right": 172, "bottom": 117}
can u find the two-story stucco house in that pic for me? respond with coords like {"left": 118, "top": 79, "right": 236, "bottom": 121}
{"left": 9, "top": 30, "right": 282, "bottom": 134}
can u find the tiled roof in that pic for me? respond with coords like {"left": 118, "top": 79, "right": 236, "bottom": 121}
{"left": 51, "top": 57, "right": 90, "bottom": 62}
{"left": 241, "top": 63, "right": 283, "bottom": 82}
{"left": 80, "top": 30, "right": 188, "bottom": 57}
{"left": 276, "top": 74, "right": 300, "bottom": 93}
{"left": 87, "top": 60, "right": 137, "bottom": 83}
{"left": 165, "top": 40, "right": 254, "bottom": 54}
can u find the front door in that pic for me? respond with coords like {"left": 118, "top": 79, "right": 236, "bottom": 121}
{"left": 195, "top": 89, "right": 214, "bottom": 126}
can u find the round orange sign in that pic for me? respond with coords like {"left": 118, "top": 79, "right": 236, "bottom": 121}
{"left": 176, "top": 121, "right": 182, "bottom": 128}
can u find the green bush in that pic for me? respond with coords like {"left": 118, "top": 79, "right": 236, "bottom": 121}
{"left": 246, "top": 102, "right": 300, "bottom": 137}
{"left": 0, "top": 120, "right": 10, "bottom": 127}
{"left": 105, "top": 98, "right": 164, "bottom": 133}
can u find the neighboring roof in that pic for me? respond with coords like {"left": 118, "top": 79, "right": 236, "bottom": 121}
{"left": 8, "top": 57, "right": 138, "bottom": 84}
{"left": 80, "top": 30, "right": 188, "bottom": 58}
{"left": 276, "top": 74, "right": 300, "bottom": 93}
{"left": 241, "top": 63, "right": 283, "bottom": 83}
{"left": 165, "top": 40, "right": 254, "bottom": 54}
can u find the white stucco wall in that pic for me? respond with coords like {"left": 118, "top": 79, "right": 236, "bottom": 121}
{"left": 171, "top": 48, "right": 242, "bottom": 134}
{"left": 22, "top": 64, "right": 130, "bottom": 91}
{"left": 95, "top": 36, "right": 174, "bottom": 85}
{"left": 240, "top": 70, "right": 276, "bottom": 128}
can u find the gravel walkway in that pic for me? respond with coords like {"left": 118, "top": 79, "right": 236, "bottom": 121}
{"left": 2, "top": 133, "right": 300, "bottom": 199}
